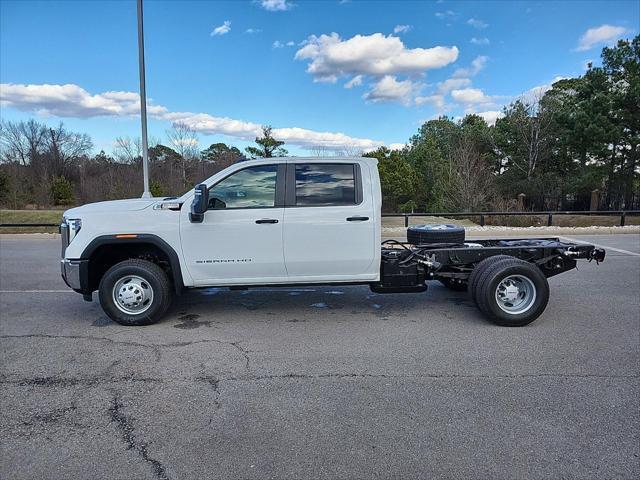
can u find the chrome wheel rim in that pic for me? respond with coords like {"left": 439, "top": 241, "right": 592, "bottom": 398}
{"left": 495, "top": 275, "right": 536, "bottom": 315}
{"left": 112, "top": 275, "right": 154, "bottom": 315}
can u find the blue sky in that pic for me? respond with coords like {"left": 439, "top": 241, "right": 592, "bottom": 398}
{"left": 1, "top": 0, "right": 638, "bottom": 155}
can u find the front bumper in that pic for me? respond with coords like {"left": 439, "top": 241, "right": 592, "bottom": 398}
{"left": 61, "top": 258, "right": 89, "bottom": 293}
{"left": 61, "top": 259, "right": 82, "bottom": 290}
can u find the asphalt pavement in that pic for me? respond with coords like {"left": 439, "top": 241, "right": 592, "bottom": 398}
{"left": 0, "top": 233, "right": 639, "bottom": 479}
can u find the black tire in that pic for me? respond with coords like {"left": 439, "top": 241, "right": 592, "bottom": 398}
{"left": 407, "top": 224, "right": 465, "bottom": 245}
{"left": 474, "top": 258, "right": 550, "bottom": 327}
{"left": 467, "top": 255, "right": 513, "bottom": 306}
{"left": 98, "top": 259, "right": 173, "bottom": 326}
{"left": 438, "top": 278, "right": 468, "bottom": 291}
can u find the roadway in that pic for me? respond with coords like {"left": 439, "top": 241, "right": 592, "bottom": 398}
{"left": 1, "top": 233, "right": 638, "bottom": 479}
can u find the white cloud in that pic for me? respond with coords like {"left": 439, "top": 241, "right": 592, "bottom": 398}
{"left": 412, "top": 66, "right": 482, "bottom": 112}
{"left": 295, "top": 32, "right": 458, "bottom": 82}
{"left": 415, "top": 94, "right": 446, "bottom": 109}
{"left": 435, "top": 10, "right": 456, "bottom": 19}
{"left": 344, "top": 75, "right": 363, "bottom": 88}
{"left": 0, "top": 83, "right": 162, "bottom": 117}
{"left": 0, "top": 82, "right": 384, "bottom": 151}
{"left": 576, "top": 24, "right": 628, "bottom": 51}
{"left": 364, "top": 76, "right": 423, "bottom": 106}
{"left": 452, "top": 55, "right": 487, "bottom": 78}
{"left": 467, "top": 18, "right": 488, "bottom": 29}
{"left": 393, "top": 24, "right": 412, "bottom": 34}
{"left": 210, "top": 20, "right": 231, "bottom": 36}
{"left": 389, "top": 143, "right": 406, "bottom": 150}
{"left": 259, "top": 0, "right": 293, "bottom": 11}
{"left": 273, "top": 40, "right": 295, "bottom": 48}
{"left": 470, "top": 37, "right": 490, "bottom": 45}
{"left": 269, "top": 127, "right": 381, "bottom": 150}
{"left": 476, "top": 110, "right": 503, "bottom": 126}
{"left": 437, "top": 77, "right": 472, "bottom": 93}
{"left": 521, "top": 76, "right": 567, "bottom": 101}
{"left": 245, "top": 28, "right": 262, "bottom": 34}
{"left": 451, "top": 87, "right": 492, "bottom": 104}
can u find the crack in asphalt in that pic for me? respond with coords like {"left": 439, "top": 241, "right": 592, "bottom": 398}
{"left": 0, "top": 333, "right": 248, "bottom": 367}
{"left": 20, "top": 401, "right": 81, "bottom": 429}
{"left": 108, "top": 395, "right": 170, "bottom": 480}
{"left": 1, "top": 372, "right": 636, "bottom": 388}
{"left": 195, "top": 375, "right": 222, "bottom": 410}
{"left": 229, "top": 341, "right": 251, "bottom": 372}
{"left": 3, "top": 375, "right": 164, "bottom": 387}
{"left": 1, "top": 333, "right": 233, "bottom": 349}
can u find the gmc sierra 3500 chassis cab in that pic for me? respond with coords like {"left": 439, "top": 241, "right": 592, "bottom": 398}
{"left": 60, "top": 157, "right": 605, "bottom": 327}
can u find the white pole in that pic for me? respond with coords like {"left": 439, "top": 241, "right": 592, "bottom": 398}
{"left": 137, "top": 0, "right": 151, "bottom": 198}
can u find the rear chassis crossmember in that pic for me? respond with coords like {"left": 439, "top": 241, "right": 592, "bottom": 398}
{"left": 373, "top": 238, "right": 606, "bottom": 292}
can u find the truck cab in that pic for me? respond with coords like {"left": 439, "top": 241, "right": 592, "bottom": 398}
{"left": 180, "top": 157, "right": 381, "bottom": 286}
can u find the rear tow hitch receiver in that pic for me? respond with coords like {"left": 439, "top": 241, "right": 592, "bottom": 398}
{"left": 591, "top": 248, "right": 606, "bottom": 263}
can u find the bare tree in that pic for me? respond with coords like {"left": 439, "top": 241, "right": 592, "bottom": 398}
{"left": 114, "top": 136, "right": 142, "bottom": 164}
{"left": 166, "top": 121, "right": 199, "bottom": 186}
{"left": 0, "top": 119, "right": 47, "bottom": 165}
{"left": 309, "top": 145, "right": 331, "bottom": 157}
{"left": 509, "top": 92, "right": 555, "bottom": 179}
{"left": 44, "top": 123, "right": 93, "bottom": 177}
{"left": 334, "top": 144, "right": 364, "bottom": 157}
{"left": 443, "top": 137, "right": 496, "bottom": 211}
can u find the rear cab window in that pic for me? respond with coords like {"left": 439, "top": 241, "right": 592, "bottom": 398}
{"left": 291, "top": 163, "right": 361, "bottom": 206}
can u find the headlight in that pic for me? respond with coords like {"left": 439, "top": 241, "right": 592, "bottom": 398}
{"left": 67, "top": 218, "right": 82, "bottom": 243}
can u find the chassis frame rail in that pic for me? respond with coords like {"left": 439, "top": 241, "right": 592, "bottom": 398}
{"left": 380, "top": 237, "right": 606, "bottom": 284}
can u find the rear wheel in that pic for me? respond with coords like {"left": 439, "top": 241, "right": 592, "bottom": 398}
{"left": 99, "top": 259, "right": 173, "bottom": 326}
{"left": 474, "top": 258, "right": 549, "bottom": 327}
{"left": 467, "top": 255, "right": 513, "bottom": 306}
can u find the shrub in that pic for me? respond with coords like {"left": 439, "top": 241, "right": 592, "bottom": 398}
{"left": 150, "top": 180, "right": 164, "bottom": 197}
{"left": 0, "top": 170, "right": 9, "bottom": 206}
{"left": 51, "top": 176, "right": 75, "bottom": 205}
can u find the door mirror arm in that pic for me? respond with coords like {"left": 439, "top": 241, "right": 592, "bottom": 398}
{"left": 189, "top": 184, "right": 209, "bottom": 223}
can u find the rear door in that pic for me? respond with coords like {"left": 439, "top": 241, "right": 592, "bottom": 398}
{"left": 282, "top": 161, "right": 377, "bottom": 281}
{"left": 180, "top": 163, "right": 287, "bottom": 285}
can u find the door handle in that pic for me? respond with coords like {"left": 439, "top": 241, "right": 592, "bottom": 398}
{"left": 346, "top": 216, "right": 369, "bottom": 222}
{"left": 255, "top": 218, "right": 279, "bottom": 224}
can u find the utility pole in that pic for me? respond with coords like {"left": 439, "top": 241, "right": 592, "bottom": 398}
{"left": 137, "top": 0, "right": 151, "bottom": 198}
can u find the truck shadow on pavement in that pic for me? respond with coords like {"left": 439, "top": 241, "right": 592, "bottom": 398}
{"left": 152, "top": 283, "right": 483, "bottom": 330}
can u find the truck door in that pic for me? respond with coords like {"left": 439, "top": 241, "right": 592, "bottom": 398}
{"left": 180, "top": 164, "right": 287, "bottom": 285}
{"left": 282, "top": 162, "right": 378, "bottom": 281}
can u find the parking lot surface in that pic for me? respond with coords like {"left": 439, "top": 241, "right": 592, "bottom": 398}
{"left": 1, "top": 234, "right": 639, "bottom": 479}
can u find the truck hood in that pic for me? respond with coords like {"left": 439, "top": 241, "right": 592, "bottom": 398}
{"left": 63, "top": 198, "right": 158, "bottom": 217}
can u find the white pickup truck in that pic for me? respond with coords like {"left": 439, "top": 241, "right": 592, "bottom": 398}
{"left": 61, "top": 157, "right": 605, "bottom": 327}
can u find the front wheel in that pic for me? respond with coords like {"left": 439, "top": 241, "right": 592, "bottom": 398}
{"left": 474, "top": 258, "right": 550, "bottom": 327}
{"left": 98, "top": 259, "right": 173, "bottom": 326}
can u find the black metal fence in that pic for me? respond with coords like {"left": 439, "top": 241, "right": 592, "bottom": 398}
{"left": 2, "top": 210, "right": 639, "bottom": 230}
{"left": 382, "top": 210, "right": 640, "bottom": 227}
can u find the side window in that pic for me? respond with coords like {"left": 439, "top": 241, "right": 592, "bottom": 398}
{"left": 208, "top": 165, "right": 277, "bottom": 209}
{"left": 294, "top": 164, "right": 356, "bottom": 206}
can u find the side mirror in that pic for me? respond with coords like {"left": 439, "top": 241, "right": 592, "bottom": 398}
{"left": 189, "top": 184, "right": 209, "bottom": 223}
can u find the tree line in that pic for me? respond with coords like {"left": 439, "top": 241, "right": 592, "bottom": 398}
{"left": 0, "top": 37, "right": 638, "bottom": 212}
{"left": 367, "top": 36, "right": 639, "bottom": 212}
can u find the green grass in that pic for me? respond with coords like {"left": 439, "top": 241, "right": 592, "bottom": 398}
{"left": 0, "top": 209, "right": 63, "bottom": 233}
{"left": 1, "top": 209, "right": 638, "bottom": 234}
